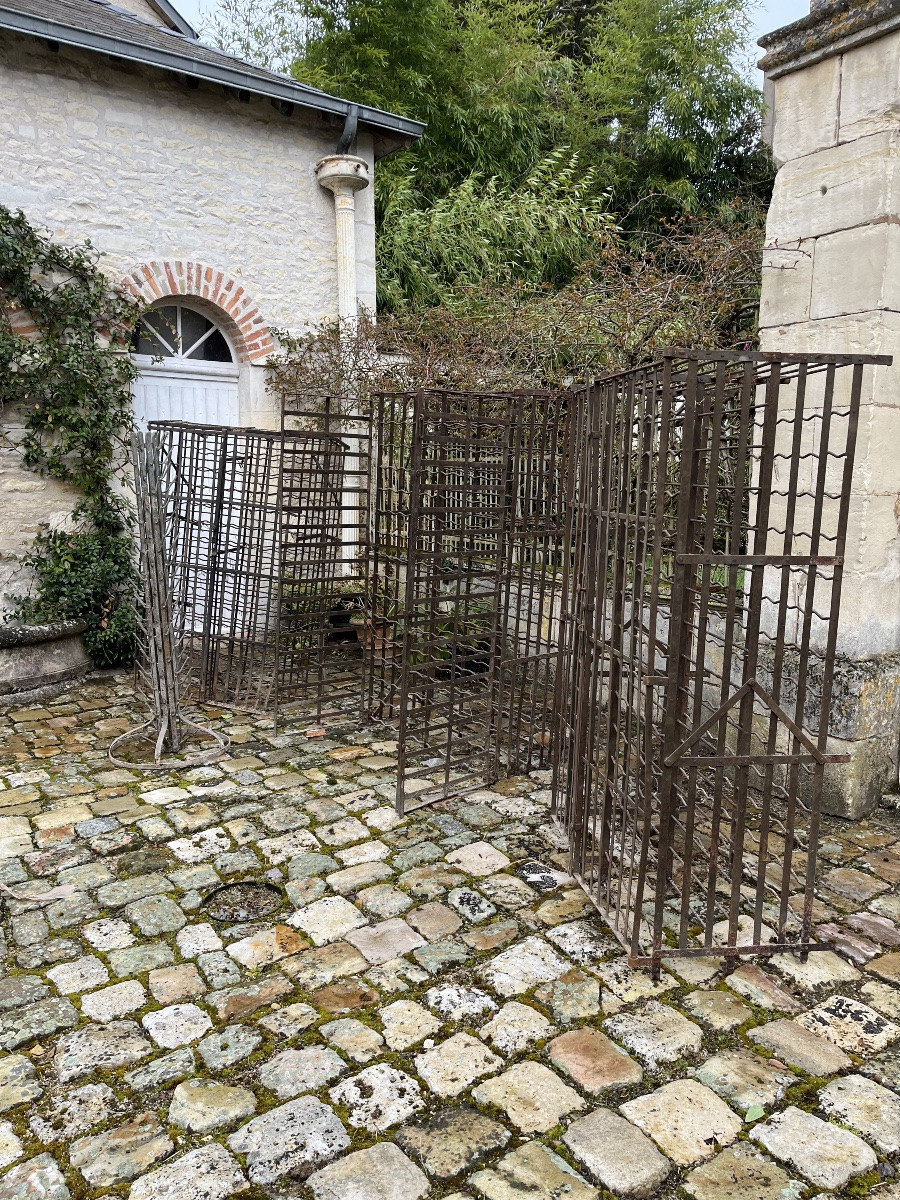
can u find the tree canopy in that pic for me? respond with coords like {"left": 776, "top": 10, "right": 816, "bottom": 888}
{"left": 209, "top": 0, "right": 769, "bottom": 326}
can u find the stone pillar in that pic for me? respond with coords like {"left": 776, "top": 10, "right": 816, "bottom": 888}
{"left": 315, "top": 154, "right": 371, "bottom": 323}
{"left": 758, "top": 1, "right": 900, "bottom": 817}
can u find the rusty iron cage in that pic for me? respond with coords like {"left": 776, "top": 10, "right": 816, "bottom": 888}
{"left": 553, "top": 350, "right": 890, "bottom": 974}
{"left": 133, "top": 348, "right": 889, "bottom": 975}
{"left": 146, "top": 410, "right": 371, "bottom": 718}
{"left": 280, "top": 397, "right": 372, "bottom": 715}
{"left": 366, "top": 390, "right": 569, "bottom": 813}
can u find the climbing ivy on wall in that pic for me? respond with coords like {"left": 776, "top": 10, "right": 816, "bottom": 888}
{"left": 0, "top": 204, "right": 141, "bottom": 667}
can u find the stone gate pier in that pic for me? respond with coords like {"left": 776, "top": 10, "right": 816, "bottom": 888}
{"left": 759, "top": 0, "right": 900, "bottom": 818}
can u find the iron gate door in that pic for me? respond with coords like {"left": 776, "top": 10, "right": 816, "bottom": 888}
{"left": 369, "top": 390, "right": 567, "bottom": 814}
{"left": 557, "top": 350, "right": 888, "bottom": 975}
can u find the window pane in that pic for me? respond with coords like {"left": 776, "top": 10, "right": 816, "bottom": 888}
{"left": 134, "top": 304, "right": 233, "bottom": 362}
{"left": 140, "top": 307, "right": 178, "bottom": 355}
{"left": 144, "top": 307, "right": 177, "bottom": 350}
{"left": 189, "top": 328, "right": 233, "bottom": 362}
{"left": 180, "top": 307, "right": 213, "bottom": 355}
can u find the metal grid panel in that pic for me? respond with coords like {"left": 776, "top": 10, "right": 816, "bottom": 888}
{"left": 555, "top": 351, "right": 888, "bottom": 975}
{"left": 151, "top": 421, "right": 281, "bottom": 711}
{"left": 147, "top": 414, "right": 370, "bottom": 716}
{"left": 368, "top": 390, "right": 567, "bottom": 813}
{"left": 280, "top": 398, "right": 371, "bottom": 713}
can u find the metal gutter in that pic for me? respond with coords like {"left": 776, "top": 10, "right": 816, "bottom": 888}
{"left": 0, "top": 6, "right": 425, "bottom": 140}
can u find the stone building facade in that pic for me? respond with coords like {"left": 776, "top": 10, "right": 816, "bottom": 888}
{"left": 759, "top": 0, "right": 900, "bottom": 815}
{"left": 0, "top": 0, "right": 421, "bottom": 611}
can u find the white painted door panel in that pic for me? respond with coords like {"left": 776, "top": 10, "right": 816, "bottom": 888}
{"left": 132, "top": 361, "right": 240, "bottom": 428}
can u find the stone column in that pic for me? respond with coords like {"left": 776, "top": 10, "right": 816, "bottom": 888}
{"left": 758, "top": 1, "right": 900, "bottom": 817}
{"left": 315, "top": 154, "right": 371, "bottom": 323}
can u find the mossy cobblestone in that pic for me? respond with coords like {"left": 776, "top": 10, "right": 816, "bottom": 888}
{"left": 0, "top": 673, "right": 897, "bottom": 1197}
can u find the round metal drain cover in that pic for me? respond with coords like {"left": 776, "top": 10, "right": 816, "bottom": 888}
{"left": 203, "top": 881, "right": 283, "bottom": 922}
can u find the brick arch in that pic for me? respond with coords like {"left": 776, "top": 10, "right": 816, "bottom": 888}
{"left": 124, "top": 261, "right": 275, "bottom": 364}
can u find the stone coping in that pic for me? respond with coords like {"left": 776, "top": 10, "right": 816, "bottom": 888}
{"left": 0, "top": 618, "right": 88, "bottom": 649}
{"left": 758, "top": 0, "right": 900, "bottom": 78}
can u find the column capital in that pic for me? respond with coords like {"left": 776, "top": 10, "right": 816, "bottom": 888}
{"left": 315, "top": 154, "right": 371, "bottom": 196}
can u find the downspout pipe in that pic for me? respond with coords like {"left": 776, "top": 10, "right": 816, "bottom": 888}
{"left": 315, "top": 112, "right": 371, "bottom": 324}
{"left": 336, "top": 104, "right": 359, "bottom": 154}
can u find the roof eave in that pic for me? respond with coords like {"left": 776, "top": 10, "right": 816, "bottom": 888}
{"left": 146, "top": 0, "right": 196, "bottom": 39}
{"left": 0, "top": 6, "right": 425, "bottom": 143}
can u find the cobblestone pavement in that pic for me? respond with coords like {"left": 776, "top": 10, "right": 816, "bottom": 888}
{"left": 0, "top": 672, "right": 899, "bottom": 1200}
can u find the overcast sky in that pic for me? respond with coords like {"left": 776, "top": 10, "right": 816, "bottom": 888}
{"left": 175, "top": 0, "right": 811, "bottom": 83}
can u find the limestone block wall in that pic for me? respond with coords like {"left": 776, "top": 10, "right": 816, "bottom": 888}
{"left": 759, "top": 11, "right": 900, "bottom": 813}
{"left": 0, "top": 34, "right": 377, "bottom": 332}
{"left": 761, "top": 26, "right": 900, "bottom": 659}
{"left": 0, "top": 32, "right": 379, "bottom": 615}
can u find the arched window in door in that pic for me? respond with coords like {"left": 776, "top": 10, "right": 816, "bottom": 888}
{"left": 132, "top": 302, "right": 234, "bottom": 363}
{"left": 132, "top": 302, "right": 240, "bottom": 428}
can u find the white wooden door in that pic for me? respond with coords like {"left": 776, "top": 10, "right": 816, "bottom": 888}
{"left": 132, "top": 359, "right": 240, "bottom": 428}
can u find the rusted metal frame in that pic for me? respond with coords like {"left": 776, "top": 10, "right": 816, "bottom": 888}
{"left": 800, "top": 363, "right": 864, "bottom": 947}
{"left": 755, "top": 363, "right": 809, "bottom": 942}
{"left": 587, "top": 380, "right": 618, "bottom": 903}
{"left": 574, "top": 420, "right": 607, "bottom": 917}
{"left": 366, "top": 394, "right": 388, "bottom": 718}
{"left": 624, "top": 367, "right": 665, "bottom": 935}
{"left": 359, "top": 399, "right": 384, "bottom": 720}
{"left": 197, "top": 431, "right": 228, "bottom": 700}
{"left": 663, "top": 348, "right": 893, "bottom": 366}
{"left": 775, "top": 365, "right": 837, "bottom": 952}
{"left": 303, "top": 420, "right": 338, "bottom": 714}
{"left": 232, "top": 436, "right": 264, "bottom": 708}
{"left": 513, "top": 396, "right": 550, "bottom": 771}
{"left": 595, "top": 377, "right": 626, "bottom": 905}
{"left": 701, "top": 360, "right": 755, "bottom": 947}
{"left": 677, "top": 554, "right": 842, "bottom": 566}
{"left": 679, "top": 362, "right": 726, "bottom": 949}
{"left": 613, "top": 368, "right": 656, "bottom": 936}
{"left": 654, "top": 358, "right": 704, "bottom": 974}
{"left": 592, "top": 378, "right": 621, "bottom": 913}
{"left": 525, "top": 398, "right": 561, "bottom": 763}
{"left": 724, "top": 363, "right": 784, "bottom": 953}
{"left": 487, "top": 397, "right": 525, "bottom": 782}
{"left": 396, "top": 393, "right": 427, "bottom": 814}
{"left": 418, "top": 392, "right": 451, "bottom": 777}
{"left": 235, "top": 436, "right": 261, "bottom": 707}
{"left": 682, "top": 754, "right": 843, "bottom": 765}
{"left": 555, "top": 386, "right": 591, "bottom": 844}
{"left": 539, "top": 400, "right": 568, "bottom": 763}
{"left": 605, "top": 370, "right": 641, "bottom": 928}
{"left": 243, "top": 437, "right": 268, "bottom": 706}
{"left": 564, "top": 384, "right": 600, "bottom": 883}
{"left": 629, "top": 360, "right": 674, "bottom": 961}
{"left": 629, "top": 941, "right": 838, "bottom": 966}
{"left": 437, "top": 391, "right": 481, "bottom": 798}
{"left": 558, "top": 389, "right": 589, "bottom": 865}
{"left": 534, "top": 398, "right": 567, "bottom": 769}
{"left": 396, "top": 390, "right": 505, "bottom": 811}
{"left": 458, "top": 395, "right": 497, "bottom": 783}
{"left": 216, "top": 433, "right": 250, "bottom": 703}
{"left": 664, "top": 678, "right": 838, "bottom": 766}
{"left": 677, "top": 369, "right": 715, "bottom": 949}
{"left": 550, "top": 391, "right": 580, "bottom": 824}
{"left": 619, "top": 367, "right": 652, "bottom": 926}
{"left": 502, "top": 397, "right": 532, "bottom": 773}
{"left": 489, "top": 391, "right": 547, "bottom": 776}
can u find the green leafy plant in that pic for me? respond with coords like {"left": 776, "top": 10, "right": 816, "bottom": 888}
{"left": 0, "top": 204, "right": 141, "bottom": 665}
